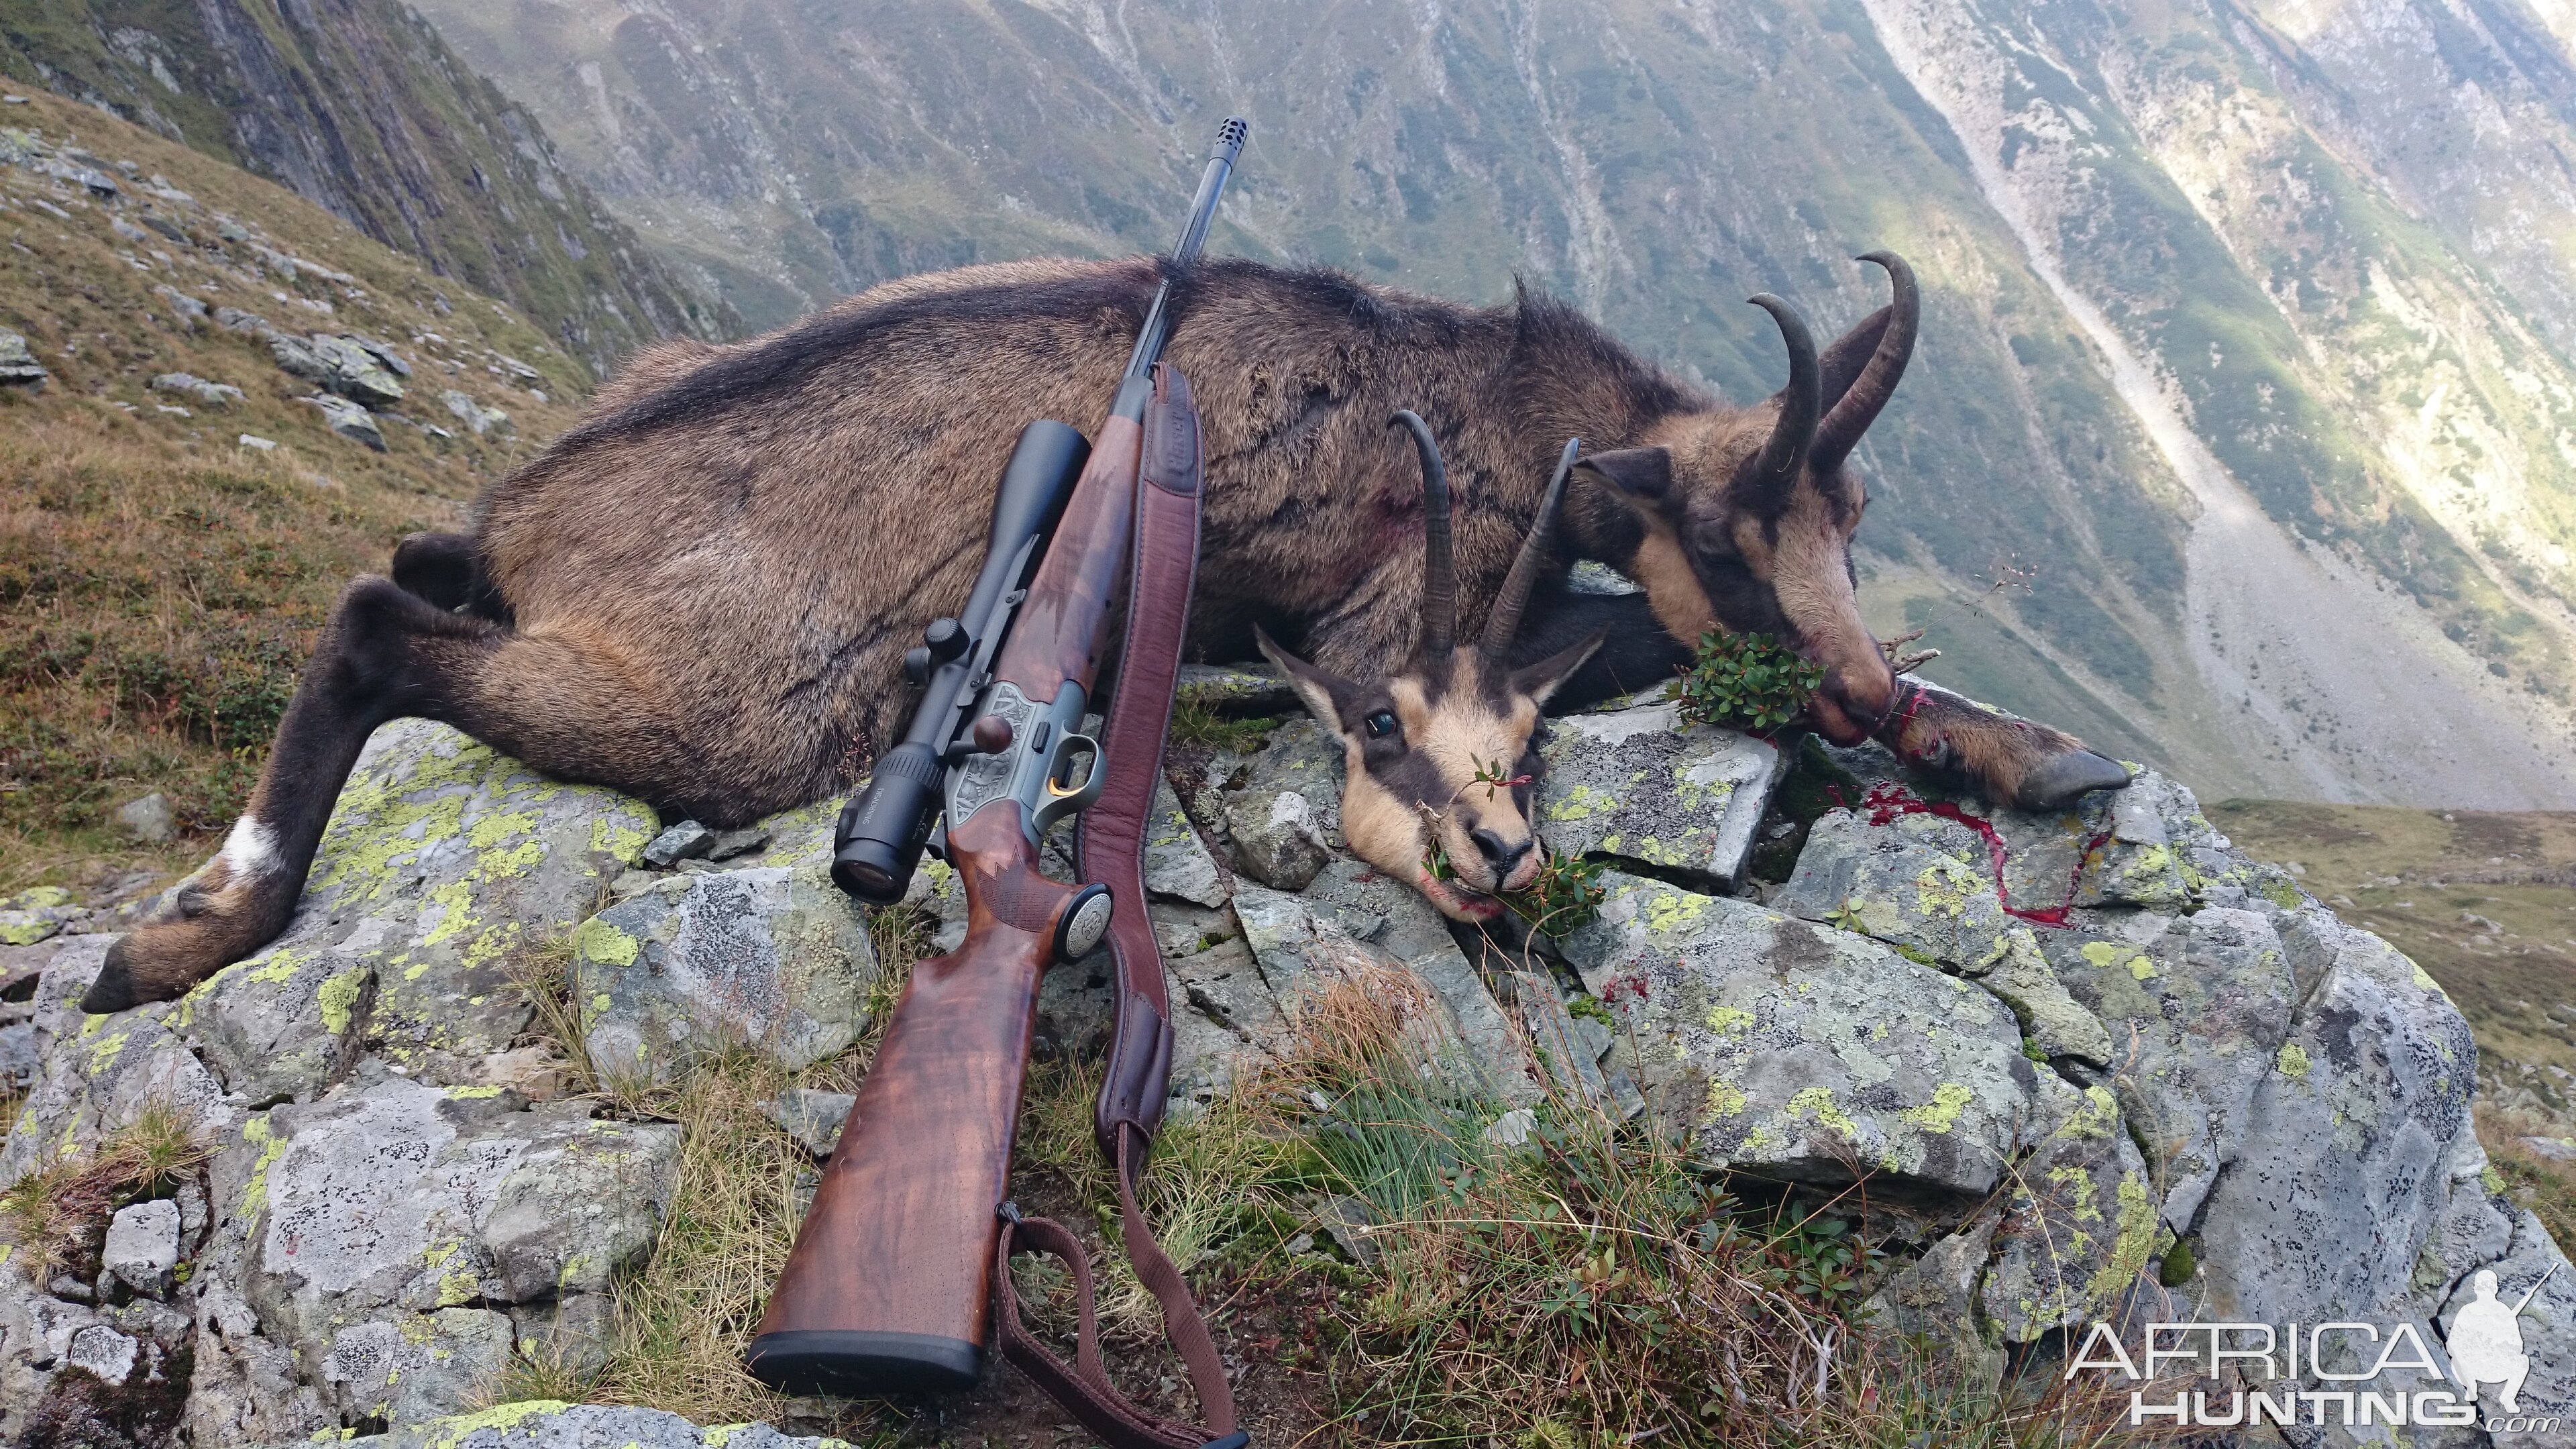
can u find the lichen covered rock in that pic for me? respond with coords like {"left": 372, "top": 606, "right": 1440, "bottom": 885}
{"left": 1538, "top": 695, "right": 1777, "bottom": 890}
{"left": 573, "top": 803, "right": 877, "bottom": 1085}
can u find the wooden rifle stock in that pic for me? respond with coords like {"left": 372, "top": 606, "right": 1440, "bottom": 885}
{"left": 747, "top": 415, "right": 1144, "bottom": 1395}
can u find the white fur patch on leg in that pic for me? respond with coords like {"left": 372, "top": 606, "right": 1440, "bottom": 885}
{"left": 219, "top": 816, "right": 280, "bottom": 879}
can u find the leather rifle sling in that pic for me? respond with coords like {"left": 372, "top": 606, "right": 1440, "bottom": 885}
{"left": 996, "top": 364, "right": 1244, "bottom": 1449}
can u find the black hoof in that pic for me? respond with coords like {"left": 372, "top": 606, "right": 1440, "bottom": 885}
{"left": 80, "top": 945, "right": 141, "bottom": 1014}
{"left": 2017, "top": 750, "right": 2133, "bottom": 810}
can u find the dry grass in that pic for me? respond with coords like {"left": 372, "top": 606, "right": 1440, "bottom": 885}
{"left": 0, "top": 87, "right": 586, "bottom": 894}
{"left": 0, "top": 1102, "right": 211, "bottom": 1285}
{"left": 2476, "top": 1100, "right": 2576, "bottom": 1249}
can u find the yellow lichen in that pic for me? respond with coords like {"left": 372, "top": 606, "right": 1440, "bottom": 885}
{"left": 2275, "top": 1043, "right": 2312, "bottom": 1080}
{"left": 1899, "top": 1081, "right": 1974, "bottom": 1135}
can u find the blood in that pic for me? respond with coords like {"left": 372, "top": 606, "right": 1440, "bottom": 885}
{"left": 1856, "top": 780, "right": 2101, "bottom": 928}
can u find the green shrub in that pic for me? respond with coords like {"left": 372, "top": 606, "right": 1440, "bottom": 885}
{"left": 1668, "top": 631, "right": 1823, "bottom": 734}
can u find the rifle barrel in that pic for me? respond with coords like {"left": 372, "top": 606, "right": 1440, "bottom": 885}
{"left": 1121, "top": 116, "right": 1251, "bottom": 383}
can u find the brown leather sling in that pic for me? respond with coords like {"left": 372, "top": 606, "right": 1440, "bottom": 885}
{"left": 991, "top": 365, "right": 1244, "bottom": 1449}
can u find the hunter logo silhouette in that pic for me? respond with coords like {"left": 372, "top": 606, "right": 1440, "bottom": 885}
{"left": 2448, "top": 1265, "right": 2559, "bottom": 1415}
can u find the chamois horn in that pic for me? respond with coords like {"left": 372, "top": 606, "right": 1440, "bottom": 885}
{"left": 1483, "top": 436, "right": 1578, "bottom": 661}
{"left": 1808, "top": 251, "right": 1919, "bottom": 478}
{"left": 1746, "top": 292, "right": 1821, "bottom": 510}
{"left": 1392, "top": 410, "right": 1456, "bottom": 655}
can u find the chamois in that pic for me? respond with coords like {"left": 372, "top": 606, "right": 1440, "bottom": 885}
{"left": 85, "top": 251, "right": 2129, "bottom": 1013}
{"left": 1261, "top": 413, "right": 1599, "bottom": 920}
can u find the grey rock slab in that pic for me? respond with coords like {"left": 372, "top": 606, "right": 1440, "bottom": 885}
{"left": 308, "top": 392, "right": 386, "bottom": 450}
{"left": 0, "top": 327, "right": 47, "bottom": 391}
{"left": 1538, "top": 696, "right": 1778, "bottom": 890}
{"left": 311, "top": 334, "right": 405, "bottom": 407}
{"left": 1224, "top": 786, "right": 1333, "bottom": 892}
{"left": 1776, "top": 809, "right": 2017, "bottom": 972}
{"left": 1565, "top": 873, "right": 2035, "bottom": 1194}
{"left": 1979, "top": 1071, "right": 2160, "bottom": 1342}
{"left": 237, "top": 1077, "right": 676, "bottom": 1355}
{"left": 321, "top": 1307, "right": 513, "bottom": 1428}
{"left": 508, "top": 1291, "right": 616, "bottom": 1378}
{"left": 184, "top": 1280, "right": 334, "bottom": 1447}
{"left": 763, "top": 1088, "right": 855, "bottom": 1157}
{"left": 164, "top": 720, "right": 656, "bottom": 1089}
{"left": 1145, "top": 776, "right": 1230, "bottom": 906}
{"left": 706, "top": 826, "right": 771, "bottom": 861}
{"left": 2038, "top": 906, "right": 2297, "bottom": 1233}
{"left": 574, "top": 849, "right": 877, "bottom": 1085}
{"left": 352, "top": 1400, "right": 851, "bottom": 1449}
{"left": 150, "top": 372, "right": 242, "bottom": 409}
{"left": 65, "top": 1322, "right": 140, "bottom": 1383}
{"left": 2191, "top": 922, "right": 2480, "bottom": 1333}
{"left": 1868, "top": 1218, "right": 2006, "bottom": 1393}
{"left": 104, "top": 1199, "right": 181, "bottom": 1298}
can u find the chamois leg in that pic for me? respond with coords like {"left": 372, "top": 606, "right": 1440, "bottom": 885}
{"left": 392, "top": 531, "right": 511, "bottom": 622}
{"left": 1878, "top": 679, "right": 2131, "bottom": 810}
{"left": 87, "top": 576, "right": 692, "bottom": 1011}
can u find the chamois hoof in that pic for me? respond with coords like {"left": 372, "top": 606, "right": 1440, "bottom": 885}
{"left": 2013, "top": 749, "right": 2133, "bottom": 811}
{"left": 87, "top": 900, "right": 275, "bottom": 1012}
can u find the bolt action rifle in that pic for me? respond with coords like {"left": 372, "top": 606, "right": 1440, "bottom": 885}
{"left": 749, "top": 119, "right": 1252, "bottom": 1449}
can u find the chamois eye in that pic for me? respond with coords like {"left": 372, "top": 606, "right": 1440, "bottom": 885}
{"left": 1364, "top": 710, "right": 1398, "bottom": 739}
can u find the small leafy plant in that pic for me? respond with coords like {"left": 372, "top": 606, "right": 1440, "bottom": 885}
{"left": 1502, "top": 849, "right": 1607, "bottom": 937}
{"left": 1668, "top": 630, "right": 1825, "bottom": 734}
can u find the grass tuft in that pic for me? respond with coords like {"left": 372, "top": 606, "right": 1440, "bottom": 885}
{"left": 0, "top": 1102, "right": 211, "bottom": 1285}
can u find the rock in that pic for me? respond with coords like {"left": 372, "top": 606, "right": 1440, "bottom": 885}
{"left": 232, "top": 1075, "right": 678, "bottom": 1364}
{"left": 112, "top": 791, "right": 176, "bottom": 844}
{"left": 215, "top": 305, "right": 268, "bottom": 333}
{"left": 321, "top": 1307, "right": 515, "bottom": 1427}
{"left": 2039, "top": 907, "right": 2296, "bottom": 1234}
{"left": 309, "top": 335, "right": 405, "bottom": 406}
{"left": 1978, "top": 1071, "right": 2159, "bottom": 1341}
{"left": 65, "top": 1323, "right": 139, "bottom": 1383}
{"left": 1224, "top": 786, "right": 1332, "bottom": 892}
{"left": 0, "top": 328, "right": 46, "bottom": 392}
{"left": 356, "top": 1401, "right": 851, "bottom": 1449}
{"left": 642, "top": 820, "right": 713, "bottom": 866}
{"left": 170, "top": 720, "right": 655, "bottom": 1090}
{"left": 1485, "top": 1106, "right": 1538, "bottom": 1147}
{"left": 762, "top": 1087, "right": 855, "bottom": 1156}
{"left": 306, "top": 393, "right": 386, "bottom": 450}
{"left": 1144, "top": 777, "right": 1230, "bottom": 906}
{"left": 349, "top": 335, "right": 413, "bottom": 378}
{"left": 0, "top": 884, "right": 82, "bottom": 945}
{"left": 1777, "top": 809, "right": 2016, "bottom": 971}
{"left": 1313, "top": 1194, "right": 1381, "bottom": 1267}
{"left": 0, "top": 1022, "right": 36, "bottom": 1089}
{"left": 154, "top": 285, "right": 209, "bottom": 327}
{"left": 509, "top": 1291, "right": 616, "bottom": 1377}
{"left": 1867, "top": 1218, "right": 2005, "bottom": 1392}
{"left": 0, "top": 936, "right": 240, "bottom": 1189}
{"left": 184, "top": 1281, "right": 333, "bottom": 1446}
{"left": 150, "top": 372, "right": 243, "bottom": 409}
{"left": 268, "top": 331, "right": 331, "bottom": 384}
{"left": 1175, "top": 660, "right": 1299, "bottom": 715}
{"left": 237, "top": 433, "right": 276, "bottom": 451}
{"left": 103, "top": 1199, "right": 182, "bottom": 1298}
{"left": 1563, "top": 873, "right": 2033, "bottom": 1195}
{"left": 1564, "top": 559, "right": 1645, "bottom": 595}
{"left": 575, "top": 802, "right": 877, "bottom": 1085}
{"left": 441, "top": 388, "right": 511, "bottom": 436}
{"left": 1538, "top": 694, "right": 1778, "bottom": 890}
{"left": 706, "top": 826, "right": 771, "bottom": 861}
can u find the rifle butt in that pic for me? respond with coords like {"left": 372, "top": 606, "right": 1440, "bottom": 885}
{"left": 749, "top": 816, "right": 1067, "bottom": 1396}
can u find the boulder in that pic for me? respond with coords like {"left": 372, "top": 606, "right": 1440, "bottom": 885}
{"left": 113, "top": 791, "right": 177, "bottom": 842}
{"left": 0, "top": 328, "right": 46, "bottom": 391}
{"left": 149, "top": 373, "right": 244, "bottom": 410}
{"left": 1144, "top": 777, "right": 1230, "bottom": 906}
{"left": 1563, "top": 873, "right": 2034, "bottom": 1195}
{"left": 762, "top": 1087, "right": 855, "bottom": 1156}
{"left": 575, "top": 802, "right": 877, "bottom": 1085}
{"left": 1537, "top": 695, "right": 1777, "bottom": 890}
{"left": 641, "top": 819, "right": 713, "bottom": 866}
{"left": 320, "top": 1307, "right": 515, "bottom": 1428}
{"left": 441, "top": 388, "right": 511, "bottom": 436}
{"left": 307, "top": 335, "right": 405, "bottom": 406}
{"left": 306, "top": 393, "right": 386, "bottom": 451}
{"left": 174, "top": 719, "right": 655, "bottom": 1091}
{"left": 0, "top": 937, "right": 238, "bottom": 1189}
{"left": 0, "top": 884, "right": 83, "bottom": 945}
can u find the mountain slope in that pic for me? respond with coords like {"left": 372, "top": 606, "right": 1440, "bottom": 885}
{"left": 0, "top": 87, "right": 588, "bottom": 887}
{"left": 407, "top": 0, "right": 2576, "bottom": 806}
{"left": 0, "top": 0, "right": 731, "bottom": 374}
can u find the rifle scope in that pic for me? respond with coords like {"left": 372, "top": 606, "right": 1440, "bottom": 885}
{"left": 830, "top": 420, "right": 1087, "bottom": 902}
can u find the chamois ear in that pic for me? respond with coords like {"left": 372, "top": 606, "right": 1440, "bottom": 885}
{"left": 1254, "top": 625, "right": 1362, "bottom": 741}
{"left": 1572, "top": 447, "right": 1673, "bottom": 506}
{"left": 1509, "top": 629, "right": 1607, "bottom": 708}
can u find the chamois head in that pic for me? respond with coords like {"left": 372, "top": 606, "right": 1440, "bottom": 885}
{"left": 1258, "top": 413, "right": 1603, "bottom": 922}
{"left": 1580, "top": 252, "right": 1919, "bottom": 747}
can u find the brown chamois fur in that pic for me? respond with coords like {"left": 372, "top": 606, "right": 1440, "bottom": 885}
{"left": 86, "top": 253, "right": 2128, "bottom": 1012}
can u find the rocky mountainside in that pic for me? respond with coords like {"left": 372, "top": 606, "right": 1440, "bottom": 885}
{"left": 0, "top": 0, "right": 731, "bottom": 374}
{"left": 403, "top": 0, "right": 2576, "bottom": 808}
{"left": 3, "top": 683, "right": 2566, "bottom": 1442}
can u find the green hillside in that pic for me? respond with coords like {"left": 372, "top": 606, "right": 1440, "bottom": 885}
{"left": 0, "top": 0, "right": 730, "bottom": 374}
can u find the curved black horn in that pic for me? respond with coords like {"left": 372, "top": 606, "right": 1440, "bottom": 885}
{"left": 1391, "top": 410, "right": 1456, "bottom": 653}
{"left": 1809, "top": 252, "right": 1919, "bottom": 477}
{"left": 1484, "top": 435, "right": 1580, "bottom": 661}
{"left": 1746, "top": 292, "right": 1821, "bottom": 507}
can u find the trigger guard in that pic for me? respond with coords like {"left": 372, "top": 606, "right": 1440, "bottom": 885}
{"left": 1030, "top": 732, "right": 1106, "bottom": 836}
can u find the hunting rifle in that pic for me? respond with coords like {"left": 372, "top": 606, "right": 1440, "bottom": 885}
{"left": 750, "top": 118, "right": 1250, "bottom": 1449}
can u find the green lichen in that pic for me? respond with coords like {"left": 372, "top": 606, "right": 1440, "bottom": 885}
{"left": 238, "top": 1114, "right": 287, "bottom": 1222}
{"left": 1704, "top": 1004, "right": 1755, "bottom": 1035}
{"left": 317, "top": 966, "right": 367, "bottom": 1036}
{"left": 2053, "top": 1085, "right": 2121, "bottom": 1141}
{"left": 572, "top": 916, "right": 641, "bottom": 969}
{"left": 2275, "top": 1042, "right": 2312, "bottom": 1080}
{"left": 419, "top": 1399, "right": 574, "bottom": 1449}
{"left": 1900, "top": 1081, "right": 1974, "bottom": 1135}
{"left": 1786, "top": 1086, "right": 1858, "bottom": 1138}
{"left": 2082, "top": 1173, "right": 2163, "bottom": 1306}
